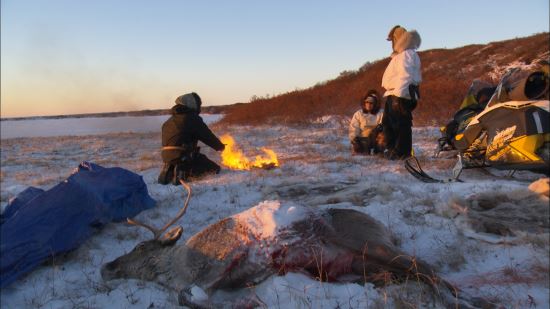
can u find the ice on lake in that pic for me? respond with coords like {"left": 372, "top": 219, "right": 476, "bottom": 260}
{"left": 0, "top": 114, "right": 223, "bottom": 139}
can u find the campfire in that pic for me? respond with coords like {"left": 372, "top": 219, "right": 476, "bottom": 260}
{"left": 220, "top": 134, "right": 279, "bottom": 170}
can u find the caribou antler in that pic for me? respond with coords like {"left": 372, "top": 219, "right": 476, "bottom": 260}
{"left": 127, "top": 179, "right": 192, "bottom": 239}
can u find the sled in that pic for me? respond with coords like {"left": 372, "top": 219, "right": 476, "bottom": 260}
{"left": 408, "top": 64, "right": 550, "bottom": 183}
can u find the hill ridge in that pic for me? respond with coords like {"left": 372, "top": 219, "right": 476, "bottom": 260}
{"left": 220, "top": 32, "right": 549, "bottom": 125}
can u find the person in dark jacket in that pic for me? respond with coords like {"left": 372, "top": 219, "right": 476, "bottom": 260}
{"left": 158, "top": 92, "right": 225, "bottom": 185}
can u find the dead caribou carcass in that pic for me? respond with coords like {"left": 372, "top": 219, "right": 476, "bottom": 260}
{"left": 101, "top": 181, "right": 490, "bottom": 308}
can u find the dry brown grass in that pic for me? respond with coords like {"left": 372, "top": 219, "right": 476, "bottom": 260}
{"left": 219, "top": 32, "right": 549, "bottom": 126}
{"left": 0, "top": 132, "right": 162, "bottom": 203}
{"left": 462, "top": 263, "right": 549, "bottom": 287}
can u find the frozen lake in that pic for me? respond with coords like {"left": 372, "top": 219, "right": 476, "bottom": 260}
{"left": 0, "top": 114, "right": 223, "bottom": 139}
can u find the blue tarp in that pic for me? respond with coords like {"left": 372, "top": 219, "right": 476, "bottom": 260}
{"left": 0, "top": 162, "right": 156, "bottom": 288}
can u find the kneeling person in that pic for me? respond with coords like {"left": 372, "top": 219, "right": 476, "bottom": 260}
{"left": 349, "top": 91, "right": 384, "bottom": 155}
{"left": 158, "top": 92, "right": 225, "bottom": 185}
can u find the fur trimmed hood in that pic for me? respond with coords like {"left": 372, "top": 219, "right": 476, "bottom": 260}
{"left": 392, "top": 29, "right": 421, "bottom": 55}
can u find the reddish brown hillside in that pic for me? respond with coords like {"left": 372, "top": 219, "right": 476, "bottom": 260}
{"left": 220, "top": 32, "right": 549, "bottom": 126}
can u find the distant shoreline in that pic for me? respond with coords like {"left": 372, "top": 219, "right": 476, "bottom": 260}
{"left": 1, "top": 114, "right": 224, "bottom": 139}
{"left": 0, "top": 105, "right": 229, "bottom": 121}
{"left": 0, "top": 109, "right": 169, "bottom": 122}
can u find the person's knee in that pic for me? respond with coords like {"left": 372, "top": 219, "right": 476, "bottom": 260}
{"left": 158, "top": 162, "right": 189, "bottom": 185}
{"left": 157, "top": 163, "right": 173, "bottom": 185}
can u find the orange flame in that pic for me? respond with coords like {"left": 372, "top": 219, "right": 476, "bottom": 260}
{"left": 220, "top": 134, "right": 279, "bottom": 170}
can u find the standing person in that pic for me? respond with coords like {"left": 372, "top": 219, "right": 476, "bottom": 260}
{"left": 381, "top": 25, "right": 422, "bottom": 160}
{"left": 158, "top": 92, "right": 225, "bottom": 185}
{"left": 349, "top": 90, "right": 384, "bottom": 155}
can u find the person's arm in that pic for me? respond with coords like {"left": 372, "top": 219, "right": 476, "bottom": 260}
{"left": 195, "top": 117, "right": 225, "bottom": 151}
{"left": 392, "top": 50, "right": 422, "bottom": 99}
{"left": 376, "top": 112, "right": 384, "bottom": 125}
{"left": 349, "top": 112, "right": 361, "bottom": 141}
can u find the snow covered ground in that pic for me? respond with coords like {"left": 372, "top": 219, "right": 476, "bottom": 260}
{"left": 1, "top": 116, "right": 548, "bottom": 308}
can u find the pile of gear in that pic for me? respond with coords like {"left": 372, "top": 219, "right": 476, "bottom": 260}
{"left": 406, "top": 61, "right": 550, "bottom": 182}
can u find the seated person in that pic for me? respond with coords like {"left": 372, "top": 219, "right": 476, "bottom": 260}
{"left": 349, "top": 90, "right": 384, "bottom": 155}
{"left": 158, "top": 92, "right": 225, "bottom": 185}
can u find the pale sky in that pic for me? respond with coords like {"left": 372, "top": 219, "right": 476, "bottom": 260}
{"left": 1, "top": 0, "right": 548, "bottom": 117}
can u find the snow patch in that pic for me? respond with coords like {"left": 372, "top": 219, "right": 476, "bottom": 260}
{"left": 311, "top": 115, "right": 347, "bottom": 128}
{"left": 190, "top": 285, "right": 208, "bottom": 303}
{"left": 528, "top": 177, "right": 549, "bottom": 197}
{"left": 233, "top": 201, "right": 311, "bottom": 239}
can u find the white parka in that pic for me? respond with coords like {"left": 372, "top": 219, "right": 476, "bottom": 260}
{"left": 348, "top": 110, "right": 383, "bottom": 141}
{"left": 382, "top": 30, "right": 422, "bottom": 99}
